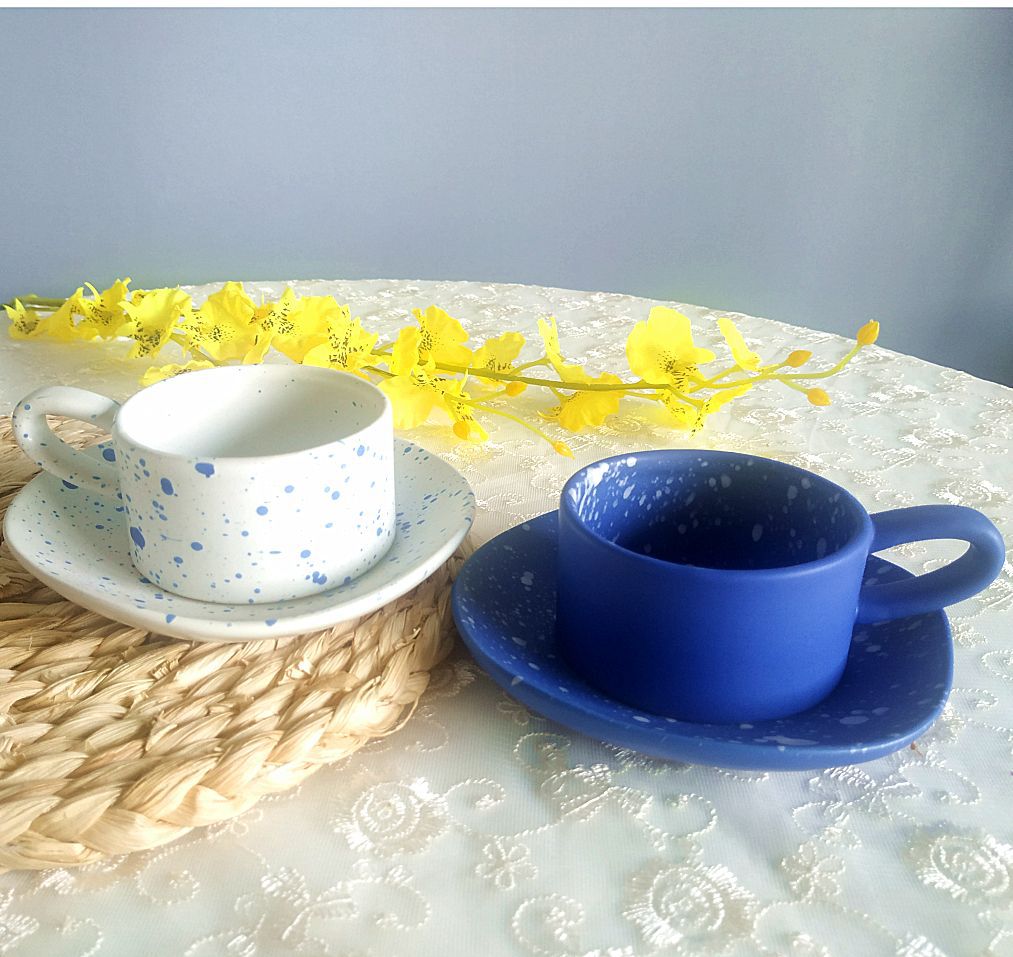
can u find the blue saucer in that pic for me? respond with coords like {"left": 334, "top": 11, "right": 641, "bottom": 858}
{"left": 451, "top": 511, "right": 953, "bottom": 771}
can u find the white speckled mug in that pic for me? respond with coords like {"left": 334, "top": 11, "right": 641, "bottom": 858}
{"left": 12, "top": 365, "right": 396, "bottom": 604}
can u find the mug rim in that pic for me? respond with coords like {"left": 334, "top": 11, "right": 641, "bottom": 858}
{"left": 113, "top": 364, "right": 392, "bottom": 463}
{"left": 560, "top": 449, "right": 873, "bottom": 579}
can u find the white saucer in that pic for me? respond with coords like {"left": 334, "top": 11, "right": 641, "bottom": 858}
{"left": 4, "top": 440, "right": 475, "bottom": 642}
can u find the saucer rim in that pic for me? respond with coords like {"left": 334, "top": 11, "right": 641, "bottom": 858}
{"left": 451, "top": 510, "right": 953, "bottom": 771}
{"left": 4, "top": 439, "right": 474, "bottom": 642}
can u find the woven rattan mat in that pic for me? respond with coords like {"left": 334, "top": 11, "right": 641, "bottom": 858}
{"left": 0, "top": 416, "right": 465, "bottom": 871}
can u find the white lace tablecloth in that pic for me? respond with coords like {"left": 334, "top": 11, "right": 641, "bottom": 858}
{"left": 0, "top": 279, "right": 1010, "bottom": 957}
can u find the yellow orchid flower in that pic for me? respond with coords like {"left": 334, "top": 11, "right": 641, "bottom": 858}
{"left": 442, "top": 379, "right": 490, "bottom": 442}
{"left": 539, "top": 372, "right": 625, "bottom": 432}
{"left": 536, "top": 316, "right": 625, "bottom": 431}
{"left": 121, "top": 288, "right": 191, "bottom": 359}
{"left": 536, "top": 316, "right": 569, "bottom": 376}
{"left": 380, "top": 327, "right": 442, "bottom": 426}
{"left": 387, "top": 325, "right": 423, "bottom": 376}
{"left": 654, "top": 391, "right": 701, "bottom": 431}
{"left": 412, "top": 305, "right": 473, "bottom": 368}
{"left": 469, "top": 331, "right": 527, "bottom": 393}
{"left": 264, "top": 295, "right": 338, "bottom": 364}
{"left": 717, "top": 317, "right": 761, "bottom": 371}
{"left": 654, "top": 382, "right": 752, "bottom": 433}
{"left": 4, "top": 290, "right": 88, "bottom": 341}
{"left": 181, "top": 282, "right": 259, "bottom": 362}
{"left": 302, "top": 309, "right": 380, "bottom": 377}
{"left": 537, "top": 316, "right": 594, "bottom": 381}
{"left": 381, "top": 332, "right": 488, "bottom": 441}
{"left": 243, "top": 288, "right": 299, "bottom": 364}
{"left": 472, "top": 331, "right": 525, "bottom": 376}
{"left": 626, "top": 306, "right": 716, "bottom": 388}
{"left": 140, "top": 358, "right": 216, "bottom": 387}
{"left": 380, "top": 368, "right": 443, "bottom": 429}
{"left": 244, "top": 289, "right": 336, "bottom": 364}
{"left": 76, "top": 279, "right": 133, "bottom": 340}
{"left": 5, "top": 298, "right": 50, "bottom": 339}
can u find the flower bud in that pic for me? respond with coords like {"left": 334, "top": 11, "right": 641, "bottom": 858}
{"left": 786, "top": 349, "right": 812, "bottom": 367}
{"left": 806, "top": 388, "right": 831, "bottom": 407}
{"left": 857, "top": 320, "right": 880, "bottom": 346}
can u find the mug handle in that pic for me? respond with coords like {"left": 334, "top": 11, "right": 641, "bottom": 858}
{"left": 856, "top": 505, "right": 1006, "bottom": 624}
{"left": 12, "top": 386, "right": 122, "bottom": 498}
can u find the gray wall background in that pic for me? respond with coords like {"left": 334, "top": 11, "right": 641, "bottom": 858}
{"left": 2, "top": 8, "right": 1011, "bottom": 384}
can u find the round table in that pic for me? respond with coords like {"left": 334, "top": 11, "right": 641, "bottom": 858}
{"left": 0, "top": 279, "right": 1010, "bottom": 956}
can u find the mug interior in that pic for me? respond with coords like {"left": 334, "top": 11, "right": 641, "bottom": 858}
{"left": 116, "top": 365, "right": 388, "bottom": 458}
{"left": 564, "top": 452, "right": 865, "bottom": 570}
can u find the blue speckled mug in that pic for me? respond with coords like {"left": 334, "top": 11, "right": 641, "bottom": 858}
{"left": 557, "top": 450, "right": 1005, "bottom": 724}
{"left": 13, "top": 365, "right": 395, "bottom": 604}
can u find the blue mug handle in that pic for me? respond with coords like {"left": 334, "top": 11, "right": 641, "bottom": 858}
{"left": 856, "top": 505, "right": 1005, "bottom": 624}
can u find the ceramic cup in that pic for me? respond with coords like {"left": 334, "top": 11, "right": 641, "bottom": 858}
{"left": 556, "top": 450, "right": 1005, "bottom": 724}
{"left": 12, "top": 365, "right": 396, "bottom": 604}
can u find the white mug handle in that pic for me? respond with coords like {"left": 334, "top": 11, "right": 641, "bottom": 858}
{"left": 13, "top": 386, "right": 121, "bottom": 497}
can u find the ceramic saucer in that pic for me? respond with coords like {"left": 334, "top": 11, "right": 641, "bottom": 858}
{"left": 451, "top": 511, "right": 953, "bottom": 771}
{"left": 4, "top": 440, "right": 474, "bottom": 642}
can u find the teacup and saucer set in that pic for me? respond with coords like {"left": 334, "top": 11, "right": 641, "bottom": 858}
{"left": 5, "top": 365, "right": 475, "bottom": 641}
{"left": 451, "top": 450, "right": 1005, "bottom": 770}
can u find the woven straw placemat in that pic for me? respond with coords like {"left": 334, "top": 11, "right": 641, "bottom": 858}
{"left": 0, "top": 416, "right": 465, "bottom": 871}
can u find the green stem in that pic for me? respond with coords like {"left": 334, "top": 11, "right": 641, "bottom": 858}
{"left": 777, "top": 344, "right": 861, "bottom": 381}
{"left": 695, "top": 365, "right": 741, "bottom": 387}
{"left": 695, "top": 346, "right": 861, "bottom": 393}
{"left": 434, "top": 361, "right": 651, "bottom": 393}
{"left": 458, "top": 397, "right": 560, "bottom": 448}
{"left": 514, "top": 357, "right": 550, "bottom": 372}
{"left": 778, "top": 379, "right": 811, "bottom": 394}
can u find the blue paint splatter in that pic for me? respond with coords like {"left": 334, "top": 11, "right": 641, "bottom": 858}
{"left": 376, "top": 526, "right": 383, "bottom": 536}
{"left": 190, "top": 541, "right": 204, "bottom": 551}
{"left": 241, "top": 530, "right": 250, "bottom": 537}
{"left": 130, "top": 526, "right": 146, "bottom": 548}
{"left": 356, "top": 445, "right": 366, "bottom": 456}
{"left": 23, "top": 403, "right": 30, "bottom": 410}
{"left": 195, "top": 462, "right": 215, "bottom": 477}
{"left": 300, "top": 549, "right": 311, "bottom": 558}
{"left": 62, "top": 480, "right": 78, "bottom": 490}
{"left": 256, "top": 505, "right": 268, "bottom": 515}
{"left": 312, "top": 571, "right": 328, "bottom": 585}
{"left": 101, "top": 447, "right": 116, "bottom": 462}
{"left": 165, "top": 613, "right": 176, "bottom": 623}
{"left": 284, "top": 485, "right": 295, "bottom": 493}
{"left": 160, "top": 477, "right": 174, "bottom": 495}
{"left": 173, "top": 556, "right": 183, "bottom": 564}
{"left": 331, "top": 491, "right": 340, "bottom": 500}
{"left": 265, "top": 618, "right": 277, "bottom": 626}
